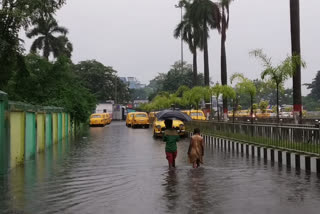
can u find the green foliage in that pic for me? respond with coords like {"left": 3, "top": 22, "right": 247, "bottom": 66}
{"left": 250, "top": 49, "right": 306, "bottom": 121}
{"left": 26, "top": 16, "right": 71, "bottom": 59}
{"left": 252, "top": 103, "right": 258, "bottom": 113}
{"left": 306, "top": 70, "right": 320, "bottom": 101}
{"left": 5, "top": 54, "right": 96, "bottom": 122}
{"left": 250, "top": 49, "right": 306, "bottom": 87}
{"left": 73, "top": 60, "right": 130, "bottom": 104}
{"left": 0, "top": 0, "right": 66, "bottom": 88}
{"left": 175, "top": 85, "right": 190, "bottom": 97}
{"left": 188, "top": 0, "right": 221, "bottom": 85}
{"left": 230, "top": 73, "right": 256, "bottom": 98}
{"left": 148, "top": 61, "right": 204, "bottom": 100}
{"left": 259, "top": 100, "right": 269, "bottom": 113}
{"left": 303, "top": 96, "right": 320, "bottom": 111}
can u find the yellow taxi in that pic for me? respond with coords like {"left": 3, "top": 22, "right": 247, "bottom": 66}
{"left": 181, "top": 110, "right": 190, "bottom": 116}
{"left": 126, "top": 112, "right": 135, "bottom": 127}
{"left": 189, "top": 110, "right": 206, "bottom": 121}
{"left": 89, "top": 113, "right": 107, "bottom": 127}
{"left": 149, "top": 111, "right": 158, "bottom": 124}
{"left": 153, "top": 117, "right": 185, "bottom": 137}
{"left": 131, "top": 112, "right": 150, "bottom": 128}
{"left": 103, "top": 113, "right": 112, "bottom": 125}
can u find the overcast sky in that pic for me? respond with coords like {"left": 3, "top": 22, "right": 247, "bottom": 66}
{"left": 24, "top": 0, "right": 320, "bottom": 95}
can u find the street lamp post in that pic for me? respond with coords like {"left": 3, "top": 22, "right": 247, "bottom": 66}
{"left": 175, "top": 1, "right": 184, "bottom": 71}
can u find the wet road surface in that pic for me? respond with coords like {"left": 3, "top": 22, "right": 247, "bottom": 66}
{"left": 1, "top": 121, "right": 320, "bottom": 214}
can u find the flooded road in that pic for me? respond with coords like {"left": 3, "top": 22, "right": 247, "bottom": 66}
{"left": 1, "top": 121, "right": 320, "bottom": 213}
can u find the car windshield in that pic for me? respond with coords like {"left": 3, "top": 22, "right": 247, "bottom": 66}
{"left": 135, "top": 114, "right": 147, "bottom": 118}
{"left": 91, "top": 115, "right": 101, "bottom": 118}
{"left": 130, "top": 114, "right": 134, "bottom": 117}
{"left": 190, "top": 112, "right": 203, "bottom": 117}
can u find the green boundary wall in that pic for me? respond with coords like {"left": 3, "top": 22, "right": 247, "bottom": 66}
{"left": 25, "top": 112, "right": 36, "bottom": 160}
{"left": 45, "top": 114, "right": 53, "bottom": 148}
{"left": 0, "top": 91, "right": 73, "bottom": 174}
{"left": 0, "top": 91, "right": 8, "bottom": 174}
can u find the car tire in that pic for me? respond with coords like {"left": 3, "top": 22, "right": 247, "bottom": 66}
{"left": 146, "top": 125, "right": 149, "bottom": 129}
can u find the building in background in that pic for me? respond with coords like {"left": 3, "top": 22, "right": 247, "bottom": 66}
{"left": 120, "top": 77, "right": 146, "bottom": 89}
{"left": 133, "top": 100, "right": 149, "bottom": 108}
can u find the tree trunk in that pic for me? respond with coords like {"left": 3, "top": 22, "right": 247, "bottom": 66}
{"left": 277, "top": 84, "right": 280, "bottom": 123}
{"left": 203, "top": 20, "right": 210, "bottom": 86}
{"left": 193, "top": 49, "right": 198, "bottom": 87}
{"left": 217, "top": 97, "right": 220, "bottom": 121}
{"left": 233, "top": 98, "right": 236, "bottom": 124}
{"left": 290, "top": 0, "right": 302, "bottom": 124}
{"left": 250, "top": 95, "right": 253, "bottom": 124}
{"left": 221, "top": 9, "right": 228, "bottom": 121}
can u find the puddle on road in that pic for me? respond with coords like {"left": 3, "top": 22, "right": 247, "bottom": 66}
{"left": 1, "top": 122, "right": 320, "bottom": 214}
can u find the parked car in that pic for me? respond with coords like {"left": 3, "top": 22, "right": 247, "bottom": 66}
{"left": 131, "top": 112, "right": 150, "bottom": 128}
{"left": 89, "top": 113, "right": 107, "bottom": 127}
{"left": 103, "top": 113, "right": 112, "bottom": 125}
{"left": 189, "top": 110, "right": 206, "bottom": 121}
{"left": 152, "top": 117, "right": 185, "bottom": 137}
{"left": 126, "top": 112, "right": 135, "bottom": 127}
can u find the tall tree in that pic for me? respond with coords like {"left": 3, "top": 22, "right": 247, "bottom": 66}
{"left": 290, "top": 0, "right": 302, "bottom": 123}
{"left": 305, "top": 71, "right": 320, "bottom": 101}
{"left": 231, "top": 73, "right": 256, "bottom": 124}
{"left": 220, "top": 0, "right": 232, "bottom": 120}
{"left": 250, "top": 49, "right": 305, "bottom": 123}
{"left": 26, "top": 16, "right": 71, "bottom": 59}
{"left": 189, "top": 0, "right": 221, "bottom": 86}
{"left": 174, "top": 0, "right": 202, "bottom": 87}
{"left": 0, "top": 0, "right": 66, "bottom": 88}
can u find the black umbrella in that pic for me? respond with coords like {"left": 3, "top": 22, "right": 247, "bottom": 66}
{"left": 156, "top": 110, "right": 192, "bottom": 122}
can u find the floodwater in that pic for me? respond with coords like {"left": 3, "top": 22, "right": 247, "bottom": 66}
{"left": 1, "top": 122, "right": 320, "bottom": 214}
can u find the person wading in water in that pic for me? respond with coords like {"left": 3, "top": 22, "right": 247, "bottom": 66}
{"left": 188, "top": 128, "right": 204, "bottom": 168}
{"left": 163, "top": 119, "right": 180, "bottom": 169}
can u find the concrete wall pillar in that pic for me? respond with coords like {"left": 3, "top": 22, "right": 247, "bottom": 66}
{"left": 46, "top": 113, "right": 53, "bottom": 148}
{"left": 25, "top": 112, "right": 36, "bottom": 160}
{"left": 37, "top": 113, "right": 45, "bottom": 153}
{"left": 58, "top": 113, "right": 62, "bottom": 142}
{"left": 52, "top": 113, "right": 58, "bottom": 144}
{"left": 68, "top": 114, "right": 71, "bottom": 136}
{"left": 65, "top": 114, "right": 69, "bottom": 137}
{"left": 62, "top": 113, "right": 66, "bottom": 139}
{"left": 0, "top": 91, "right": 8, "bottom": 174}
{"left": 10, "top": 112, "right": 25, "bottom": 168}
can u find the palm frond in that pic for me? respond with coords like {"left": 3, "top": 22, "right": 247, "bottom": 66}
{"left": 51, "top": 26, "right": 68, "bottom": 35}
{"left": 26, "top": 28, "right": 41, "bottom": 38}
{"left": 30, "top": 37, "right": 44, "bottom": 53}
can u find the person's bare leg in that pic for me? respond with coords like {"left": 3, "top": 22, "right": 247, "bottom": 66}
{"left": 172, "top": 159, "right": 175, "bottom": 168}
{"left": 196, "top": 159, "right": 200, "bottom": 168}
{"left": 193, "top": 162, "right": 197, "bottom": 168}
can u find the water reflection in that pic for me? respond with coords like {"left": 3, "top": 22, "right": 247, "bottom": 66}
{"left": 1, "top": 122, "right": 320, "bottom": 213}
{"left": 163, "top": 170, "right": 179, "bottom": 213}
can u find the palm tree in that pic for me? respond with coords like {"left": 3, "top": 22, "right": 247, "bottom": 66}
{"left": 174, "top": 13, "right": 202, "bottom": 87}
{"left": 189, "top": 0, "right": 221, "bottom": 86}
{"left": 290, "top": 0, "right": 302, "bottom": 123}
{"left": 250, "top": 49, "right": 306, "bottom": 123}
{"left": 54, "top": 35, "right": 73, "bottom": 58}
{"left": 26, "top": 16, "right": 71, "bottom": 60}
{"left": 230, "top": 73, "right": 256, "bottom": 124}
{"left": 220, "top": 0, "right": 232, "bottom": 120}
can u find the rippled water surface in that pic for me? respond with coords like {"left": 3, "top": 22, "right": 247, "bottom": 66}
{"left": 1, "top": 122, "right": 320, "bottom": 214}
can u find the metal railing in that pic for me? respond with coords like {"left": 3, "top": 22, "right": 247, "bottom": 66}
{"left": 186, "top": 121, "right": 320, "bottom": 156}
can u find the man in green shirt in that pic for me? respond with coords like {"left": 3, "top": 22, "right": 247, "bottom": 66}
{"left": 163, "top": 119, "right": 180, "bottom": 169}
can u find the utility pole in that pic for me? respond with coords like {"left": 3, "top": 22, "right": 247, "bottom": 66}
{"left": 114, "top": 78, "right": 118, "bottom": 104}
{"left": 175, "top": 1, "right": 184, "bottom": 71}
